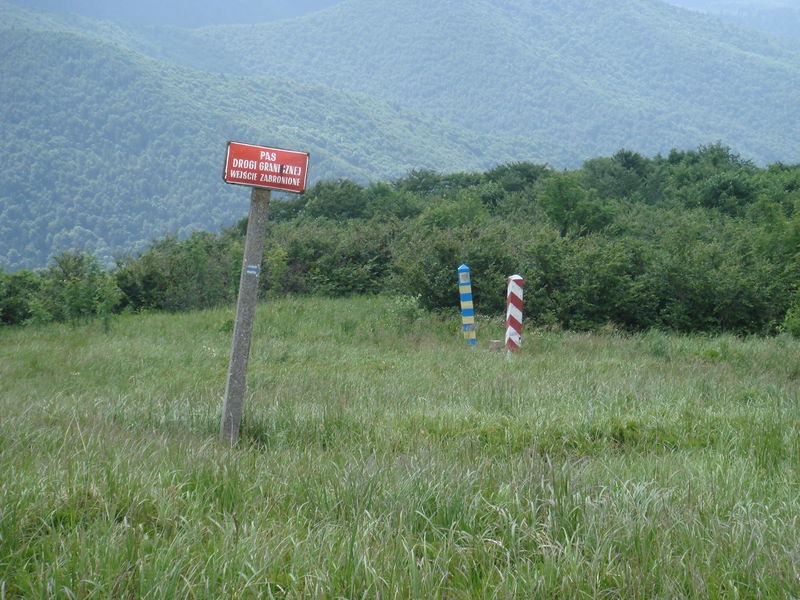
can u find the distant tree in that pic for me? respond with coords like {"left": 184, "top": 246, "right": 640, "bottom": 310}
{"left": 303, "top": 179, "right": 367, "bottom": 220}
{"left": 581, "top": 150, "right": 650, "bottom": 201}
{"left": 363, "top": 182, "right": 423, "bottom": 220}
{"left": 416, "top": 189, "right": 489, "bottom": 230}
{"left": 34, "top": 250, "right": 122, "bottom": 324}
{"left": 115, "top": 233, "right": 237, "bottom": 312}
{"left": 698, "top": 171, "right": 758, "bottom": 214}
{"left": 537, "top": 172, "right": 614, "bottom": 236}
{"left": 485, "top": 162, "right": 551, "bottom": 193}
{"left": 269, "top": 194, "right": 308, "bottom": 222}
{"left": 0, "top": 269, "right": 42, "bottom": 325}
{"left": 394, "top": 169, "right": 449, "bottom": 195}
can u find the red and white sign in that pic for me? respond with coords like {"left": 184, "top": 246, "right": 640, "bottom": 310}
{"left": 223, "top": 141, "right": 310, "bottom": 194}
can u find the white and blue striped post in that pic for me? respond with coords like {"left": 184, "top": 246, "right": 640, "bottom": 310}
{"left": 458, "top": 264, "right": 477, "bottom": 347}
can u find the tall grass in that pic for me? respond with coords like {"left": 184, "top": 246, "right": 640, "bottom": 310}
{"left": 2, "top": 296, "right": 800, "bottom": 598}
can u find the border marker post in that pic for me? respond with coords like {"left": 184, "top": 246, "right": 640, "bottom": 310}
{"left": 458, "top": 264, "right": 477, "bottom": 347}
{"left": 505, "top": 275, "right": 524, "bottom": 354}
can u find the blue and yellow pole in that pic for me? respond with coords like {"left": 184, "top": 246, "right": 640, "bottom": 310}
{"left": 458, "top": 264, "right": 477, "bottom": 347}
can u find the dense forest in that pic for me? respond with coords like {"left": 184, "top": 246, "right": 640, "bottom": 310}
{"left": 3, "top": 0, "right": 800, "bottom": 272}
{"left": 8, "top": 0, "right": 800, "bottom": 168}
{"left": 0, "top": 27, "right": 524, "bottom": 270}
{"left": 6, "top": 0, "right": 341, "bottom": 26}
{"left": 189, "top": 0, "right": 800, "bottom": 158}
{"left": 22, "top": 0, "right": 798, "bottom": 166}
{"left": 3, "top": 144, "right": 799, "bottom": 336}
{"left": 10, "top": 0, "right": 799, "bottom": 40}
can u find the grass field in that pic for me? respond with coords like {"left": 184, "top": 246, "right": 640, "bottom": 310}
{"left": 2, "top": 295, "right": 800, "bottom": 598}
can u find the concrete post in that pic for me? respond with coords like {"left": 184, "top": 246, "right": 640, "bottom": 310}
{"left": 220, "top": 187, "right": 270, "bottom": 445}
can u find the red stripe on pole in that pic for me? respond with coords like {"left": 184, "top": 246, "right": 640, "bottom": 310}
{"left": 505, "top": 275, "right": 524, "bottom": 353}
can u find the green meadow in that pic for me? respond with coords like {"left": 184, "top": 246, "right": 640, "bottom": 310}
{"left": 2, "top": 296, "right": 800, "bottom": 598}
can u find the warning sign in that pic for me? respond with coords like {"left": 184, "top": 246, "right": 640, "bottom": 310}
{"left": 223, "top": 141, "right": 309, "bottom": 194}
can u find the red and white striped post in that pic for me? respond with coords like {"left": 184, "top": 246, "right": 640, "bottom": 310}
{"left": 505, "top": 275, "right": 524, "bottom": 354}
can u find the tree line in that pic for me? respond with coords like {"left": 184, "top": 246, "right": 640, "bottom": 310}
{"left": 2, "top": 144, "right": 799, "bottom": 335}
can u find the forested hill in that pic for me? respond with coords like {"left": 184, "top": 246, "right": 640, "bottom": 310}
{"left": 185, "top": 0, "right": 800, "bottom": 165}
{"left": 5, "top": 0, "right": 800, "bottom": 166}
{"left": 3, "top": 0, "right": 800, "bottom": 270}
{"left": 5, "top": 0, "right": 341, "bottom": 26}
{"left": 0, "top": 27, "right": 531, "bottom": 270}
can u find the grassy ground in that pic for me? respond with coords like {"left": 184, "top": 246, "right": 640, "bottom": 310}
{"left": 2, "top": 295, "right": 800, "bottom": 598}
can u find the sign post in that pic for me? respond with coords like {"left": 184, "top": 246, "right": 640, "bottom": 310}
{"left": 219, "top": 142, "right": 309, "bottom": 445}
{"left": 220, "top": 187, "right": 270, "bottom": 445}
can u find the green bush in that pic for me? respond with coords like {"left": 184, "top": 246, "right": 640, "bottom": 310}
{"left": 4, "top": 150, "right": 798, "bottom": 335}
{"left": 0, "top": 269, "right": 42, "bottom": 325}
{"left": 782, "top": 304, "right": 800, "bottom": 337}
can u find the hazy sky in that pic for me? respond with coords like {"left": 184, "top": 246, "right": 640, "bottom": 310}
{"left": 7, "top": 0, "right": 796, "bottom": 27}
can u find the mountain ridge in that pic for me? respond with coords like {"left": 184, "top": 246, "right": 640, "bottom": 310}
{"left": 197, "top": 0, "right": 800, "bottom": 163}
{"left": 28, "top": 0, "right": 795, "bottom": 164}
{"left": 3, "top": 0, "right": 800, "bottom": 270}
{"left": 3, "top": 0, "right": 342, "bottom": 27}
{"left": 0, "top": 25, "right": 536, "bottom": 269}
